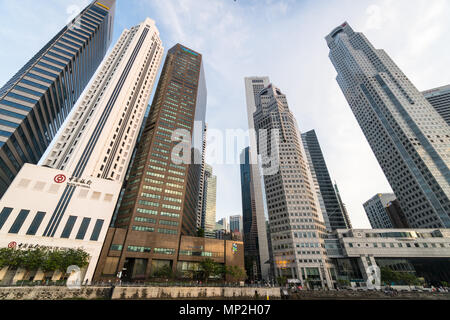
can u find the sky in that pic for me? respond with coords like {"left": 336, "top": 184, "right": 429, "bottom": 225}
{"left": 0, "top": 0, "right": 449, "bottom": 228}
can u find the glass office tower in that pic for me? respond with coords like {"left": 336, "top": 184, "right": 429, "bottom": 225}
{"left": 0, "top": 0, "right": 116, "bottom": 197}
{"left": 326, "top": 23, "right": 450, "bottom": 228}
{"left": 301, "top": 130, "right": 351, "bottom": 230}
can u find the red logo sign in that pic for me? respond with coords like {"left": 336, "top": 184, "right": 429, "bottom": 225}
{"left": 54, "top": 174, "right": 66, "bottom": 184}
{"left": 8, "top": 242, "right": 17, "bottom": 248}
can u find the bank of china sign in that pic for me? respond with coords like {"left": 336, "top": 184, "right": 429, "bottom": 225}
{"left": 54, "top": 174, "right": 92, "bottom": 189}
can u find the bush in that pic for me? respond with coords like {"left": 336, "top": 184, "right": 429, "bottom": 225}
{"left": 0, "top": 247, "right": 90, "bottom": 274}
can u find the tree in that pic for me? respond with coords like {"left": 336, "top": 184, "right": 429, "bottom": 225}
{"left": 0, "top": 247, "right": 90, "bottom": 275}
{"left": 199, "top": 258, "right": 223, "bottom": 282}
{"left": 226, "top": 266, "right": 247, "bottom": 282}
{"left": 153, "top": 265, "right": 174, "bottom": 279}
{"left": 22, "top": 248, "right": 46, "bottom": 271}
{"left": 337, "top": 279, "right": 350, "bottom": 287}
{"left": 196, "top": 228, "right": 205, "bottom": 238}
{"left": 380, "top": 267, "right": 422, "bottom": 286}
{"left": 276, "top": 276, "right": 287, "bottom": 286}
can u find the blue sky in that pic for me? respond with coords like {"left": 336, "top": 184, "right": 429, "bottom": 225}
{"left": 0, "top": 0, "right": 449, "bottom": 228}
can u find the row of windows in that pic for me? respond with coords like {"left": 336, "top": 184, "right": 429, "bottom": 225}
{"left": 0, "top": 207, "right": 104, "bottom": 241}
{"left": 125, "top": 246, "right": 175, "bottom": 254}
{"left": 347, "top": 241, "right": 449, "bottom": 249}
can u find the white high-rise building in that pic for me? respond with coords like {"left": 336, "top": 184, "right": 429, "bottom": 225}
{"left": 244, "top": 77, "right": 272, "bottom": 281}
{"left": 253, "top": 83, "right": 334, "bottom": 289}
{"left": 202, "top": 164, "right": 217, "bottom": 237}
{"left": 363, "top": 193, "right": 397, "bottom": 229}
{"left": 326, "top": 22, "right": 450, "bottom": 229}
{"left": 0, "top": 18, "right": 163, "bottom": 283}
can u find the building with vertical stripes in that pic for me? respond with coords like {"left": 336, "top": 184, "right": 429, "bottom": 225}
{"left": 0, "top": 1, "right": 116, "bottom": 198}
{"left": 201, "top": 164, "right": 217, "bottom": 238}
{"left": 0, "top": 18, "right": 163, "bottom": 283}
{"left": 242, "top": 77, "right": 272, "bottom": 282}
{"left": 253, "top": 83, "right": 335, "bottom": 289}
{"left": 301, "top": 129, "right": 352, "bottom": 230}
{"left": 326, "top": 23, "right": 450, "bottom": 228}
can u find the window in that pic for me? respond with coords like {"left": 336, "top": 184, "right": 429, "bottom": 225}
{"left": 8, "top": 209, "right": 30, "bottom": 234}
{"left": 153, "top": 248, "right": 175, "bottom": 255}
{"left": 110, "top": 244, "right": 123, "bottom": 251}
{"left": 26, "top": 211, "right": 46, "bottom": 235}
{"left": 132, "top": 225, "right": 155, "bottom": 232}
{"left": 158, "top": 228, "right": 177, "bottom": 235}
{"left": 61, "top": 216, "right": 77, "bottom": 238}
{"left": 0, "top": 207, "right": 13, "bottom": 230}
{"left": 90, "top": 219, "right": 104, "bottom": 241}
{"left": 127, "top": 245, "right": 151, "bottom": 253}
{"left": 75, "top": 217, "right": 91, "bottom": 240}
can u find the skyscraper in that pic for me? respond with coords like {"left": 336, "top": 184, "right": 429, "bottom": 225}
{"left": 0, "top": 0, "right": 116, "bottom": 197}
{"left": 253, "top": 83, "right": 334, "bottom": 289}
{"left": 422, "top": 85, "right": 450, "bottom": 126}
{"left": 240, "top": 146, "right": 261, "bottom": 280}
{"left": 301, "top": 130, "right": 351, "bottom": 230}
{"left": 196, "top": 124, "right": 208, "bottom": 230}
{"left": 0, "top": 18, "right": 164, "bottom": 283}
{"left": 385, "top": 199, "right": 411, "bottom": 229}
{"left": 333, "top": 183, "right": 352, "bottom": 229}
{"left": 243, "top": 77, "right": 272, "bottom": 281}
{"left": 93, "top": 44, "right": 208, "bottom": 281}
{"left": 326, "top": 22, "right": 450, "bottom": 228}
{"left": 216, "top": 217, "right": 229, "bottom": 232}
{"left": 363, "top": 193, "right": 397, "bottom": 229}
{"left": 229, "top": 215, "right": 243, "bottom": 234}
{"left": 201, "top": 164, "right": 217, "bottom": 238}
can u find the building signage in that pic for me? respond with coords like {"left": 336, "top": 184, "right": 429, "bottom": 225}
{"left": 4, "top": 242, "right": 73, "bottom": 250}
{"left": 54, "top": 174, "right": 66, "bottom": 184}
{"left": 232, "top": 243, "right": 238, "bottom": 254}
{"left": 54, "top": 174, "right": 92, "bottom": 189}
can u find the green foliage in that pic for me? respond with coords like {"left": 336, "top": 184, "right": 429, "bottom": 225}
{"left": 196, "top": 228, "right": 205, "bottom": 238}
{"left": 0, "top": 248, "right": 24, "bottom": 269}
{"left": 225, "top": 265, "right": 247, "bottom": 282}
{"left": 0, "top": 247, "right": 90, "bottom": 273}
{"left": 337, "top": 279, "right": 350, "bottom": 287}
{"left": 276, "top": 276, "right": 287, "bottom": 286}
{"left": 198, "top": 258, "right": 224, "bottom": 282}
{"left": 153, "top": 265, "right": 174, "bottom": 279}
{"left": 380, "top": 267, "right": 423, "bottom": 286}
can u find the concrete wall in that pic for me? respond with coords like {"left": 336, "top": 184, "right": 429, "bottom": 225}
{"left": 111, "top": 287, "right": 280, "bottom": 299}
{"left": 0, "top": 286, "right": 280, "bottom": 300}
{"left": 0, "top": 286, "right": 112, "bottom": 300}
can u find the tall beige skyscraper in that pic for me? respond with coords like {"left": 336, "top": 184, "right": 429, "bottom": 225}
{"left": 243, "top": 77, "right": 272, "bottom": 281}
{"left": 326, "top": 23, "right": 450, "bottom": 228}
{"left": 253, "top": 83, "right": 334, "bottom": 289}
{"left": 202, "top": 164, "right": 217, "bottom": 238}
